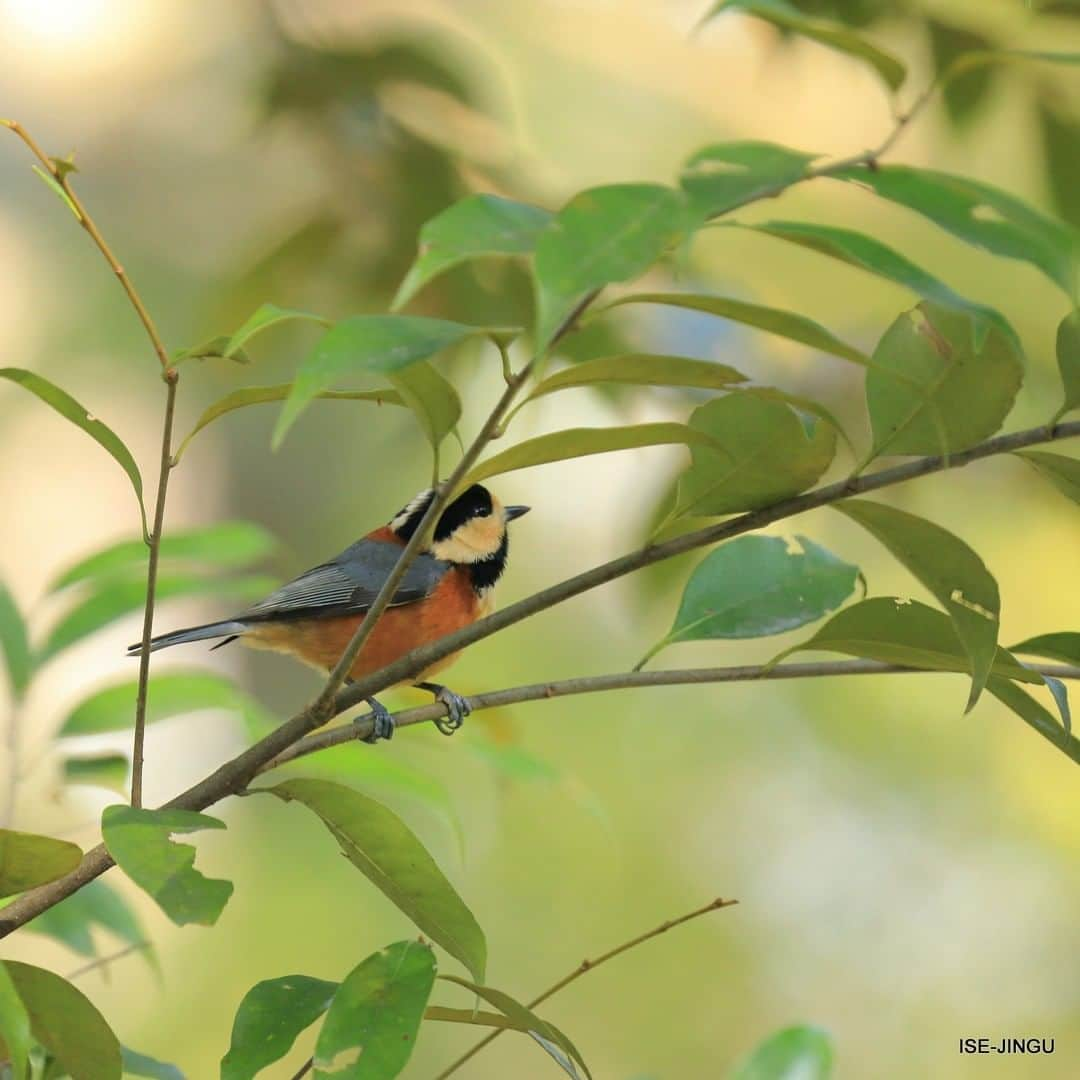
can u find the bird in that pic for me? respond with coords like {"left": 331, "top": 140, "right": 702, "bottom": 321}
{"left": 127, "top": 483, "right": 530, "bottom": 742}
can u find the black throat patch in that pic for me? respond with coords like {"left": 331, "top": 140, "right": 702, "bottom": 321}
{"left": 467, "top": 532, "right": 508, "bottom": 592}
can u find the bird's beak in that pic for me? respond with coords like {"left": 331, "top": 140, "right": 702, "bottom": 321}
{"left": 505, "top": 505, "right": 531, "bottom": 522}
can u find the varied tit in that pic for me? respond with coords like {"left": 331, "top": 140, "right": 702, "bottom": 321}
{"left": 127, "top": 484, "right": 530, "bottom": 742}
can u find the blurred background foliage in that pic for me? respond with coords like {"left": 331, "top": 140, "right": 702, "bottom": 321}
{"left": 1, "top": 0, "right": 1079, "bottom": 1076}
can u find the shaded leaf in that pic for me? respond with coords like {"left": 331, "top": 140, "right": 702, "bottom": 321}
{"left": 314, "top": 941, "right": 435, "bottom": 1080}
{"left": 0, "top": 368, "right": 147, "bottom": 539}
{"left": 599, "top": 292, "right": 868, "bottom": 365}
{"left": 222, "top": 303, "right": 330, "bottom": 358}
{"left": 221, "top": 974, "right": 338, "bottom": 1080}
{"left": 28, "top": 879, "right": 145, "bottom": 961}
{"left": 704, "top": 0, "right": 905, "bottom": 90}
{"left": 3, "top": 960, "right": 122, "bottom": 1080}
{"left": 121, "top": 1046, "right": 185, "bottom": 1080}
{"left": 989, "top": 677, "right": 1080, "bottom": 768}
{"left": 533, "top": 184, "right": 687, "bottom": 349}
{"left": 1038, "top": 99, "right": 1080, "bottom": 231}
{"left": 638, "top": 535, "right": 859, "bottom": 668}
{"left": 865, "top": 302, "right": 1022, "bottom": 461}
{"left": 831, "top": 164, "right": 1079, "bottom": 298}
{"left": 259, "top": 779, "right": 486, "bottom": 982}
{"left": 0, "top": 829, "right": 82, "bottom": 899}
{"left": 388, "top": 360, "right": 462, "bottom": 466}
{"left": 1015, "top": 451, "right": 1080, "bottom": 506}
{"left": 1054, "top": 309, "right": 1080, "bottom": 421}
{"left": 1010, "top": 632, "right": 1080, "bottom": 666}
{"left": 393, "top": 194, "right": 553, "bottom": 310}
{"left": 0, "top": 578, "right": 32, "bottom": 698}
{"left": 101, "top": 806, "right": 232, "bottom": 927}
{"left": 928, "top": 19, "right": 996, "bottom": 129}
{"left": 834, "top": 500, "right": 1000, "bottom": 709}
{"left": 63, "top": 754, "right": 129, "bottom": 792}
{"left": 0, "top": 961, "right": 32, "bottom": 1080}
{"left": 731, "top": 1023, "right": 832, "bottom": 1080}
{"left": 170, "top": 334, "right": 246, "bottom": 367}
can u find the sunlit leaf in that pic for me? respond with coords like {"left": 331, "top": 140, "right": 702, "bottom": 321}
{"left": 3, "top": 960, "right": 122, "bottom": 1080}
{"left": 0, "top": 829, "right": 82, "bottom": 899}
{"left": 864, "top": 302, "right": 1022, "bottom": 461}
{"left": 1014, "top": 451, "right": 1080, "bottom": 506}
{"left": 388, "top": 360, "right": 462, "bottom": 466}
{"left": 1010, "top": 632, "right": 1080, "bottom": 666}
{"left": 121, "top": 1046, "right": 186, "bottom": 1080}
{"left": 672, "top": 391, "right": 836, "bottom": 517}
{"left": 533, "top": 184, "right": 687, "bottom": 349}
{"left": 1053, "top": 309, "right": 1080, "bottom": 421}
{"left": 314, "top": 941, "right": 435, "bottom": 1080}
{"left": 28, "top": 879, "right": 146, "bottom": 961}
{"left": 393, "top": 194, "right": 553, "bottom": 310}
{"left": 222, "top": 302, "right": 330, "bottom": 358}
{"left": 703, "top": 0, "right": 906, "bottom": 90}
{"left": 260, "top": 779, "right": 486, "bottom": 982}
{"left": 730, "top": 1023, "right": 832, "bottom": 1080}
{"left": 831, "top": 164, "right": 1079, "bottom": 297}
{"left": 599, "top": 292, "right": 869, "bottom": 365}
{"left": 0, "top": 578, "right": 32, "bottom": 698}
{"left": 221, "top": 974, "right": 338, "bottom": 1080}
{"left": 101, "top": 806, "right": 232, "bottom": 927}
{"left": 0, "top": 368, "right": 147, "bottom": 539}
{"left": 63, "top": 753, "right": 129, "bottom": 792}
{"left": 637, "top": 535, "right": 859, "bottom": 668}
{"left": 0, "top": 961, "right": 32, "bottom": 1080}
{"left": 834, "top": 500, "right": 1000, "bottom": 709}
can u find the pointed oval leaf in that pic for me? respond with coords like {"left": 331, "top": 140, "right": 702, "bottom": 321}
{"left": 834, "top": 499, "right": 1000, "bottom": 709}
{"left": 387, "top": 360, "right": 462, "bottom": 460}
{"left": 393, "top": 194, "right": 553, "bottom": 310}
{"left": 101, "top": 806, "right": 232, "bottom": 927}
{"left": 28, "top": 879, "right": 146, "bottom": 961}
{"left": 0, "top": 829, "right": 82, "bottom": 899}
{"left": 0, "top": 368, "right": 147, "bottom": 539}
{"left": 464, "top": 422, "right": 723, "bottom": 486}
{"left": 533, "top": 184, "right": 687, "bottom": 348}
{"left": 314, "top": 941, "right": 435, "bottom": 1080}
{"left": 0, "top": 578, "right": 32, "bottom": 698}
{"left": 673, "top": 391, "right": 836, "bottom": 517}
{"left": 865, "top": 302, "right": 1023, "bottom": 461}
{"left": 730, "top": 1023, "right": 832, "bottom": 1080}
{"left": 1015, "top": 450, "right": 1080, "bottom": 506}
{"left": 599, "top": 292, "right": 869, "bottom": 365}
{"left": 260, "top": 779, "right": 486, "bottom": 982}
{"left": 221, "top": 974, "right": 339, "bottom": 1080}
{"left": 173, "top": 385, "right": 403, "bottom": 463}
{"left": 3, "top": 960, "right": 122, "bottom": 1080}
{"left": 704, "top": 0, "right": 905, "bottom": 90}
{"left": 222, "top": 303, "right": 330, "bottom": 358}
{"left": 0, "top": 962, "right": 32, "bottom": 1080}
{"left": 1055, "top": 309, "right": 1080, "bottom": 421}
{"left": 120, "top": 1047, "right": 185, "bottom": 1080}
{"left": 831, "top": 164, "right": 1080, "bottom": 297}
{"left": 1010, "top": 632, "right": 1080, "bottom": 666}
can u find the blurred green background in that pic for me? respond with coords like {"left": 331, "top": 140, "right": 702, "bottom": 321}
{"left": 2, "top": 1, "right": 1079, "bottom": 1076}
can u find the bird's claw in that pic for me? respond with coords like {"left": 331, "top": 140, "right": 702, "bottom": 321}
{"left": 418, "top": 682, "right": 471, "bottom": 736}
{"left": 359, "top": 697, "right": 395, "bottom": 744}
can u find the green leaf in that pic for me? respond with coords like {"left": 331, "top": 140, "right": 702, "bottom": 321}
{"left": 831, "top": 164, "right": 1079, "bottom": 298}
{"left": 173, "top": 384, "right": 404, "bottom": 464}
{"left": 31, "top": 164, "right": 80, "bottom": 219}
{"left": 1053, "top": 309, "right": 1080, "bottom": 421}
{"left": 533, "top": 184, "right": 687, "bottom": 349}
{"left": 222, "top": 303, "right": 330, "bottom": 359}
{"left": 275, "top": 316, "right": 508, "bottom": 448}
{"left": 704, "top": 0, "right": 905, "bottom": 91}
{"left": 51, "top": 522, "right": 278, "bottom": 591}
{"left": 464, "top": 422, "right": 725, "bottom": 487}
{"left": 423, "top": 1006, "right": 520, "bottom": 1028}
{"left": 3, "top": 960, "right": 122, "bottom": 1080}
{"left": 313, "top": 941, "right": 435, "bottom": 1080}
{"left": 259, "top": 779, "right": 486, "bottom": 982}
{"left": 28, "top": 879, "right": 145, "bottom": 961}
{"left": 388, "top": 360, "right": 462, "bottom": 468}
{"left": 0, "top": 829, "right": 82, "bottom": 899}
{"left": 0, "top": 962, "right": 32, "bottom": 1080}
{"left": 679, "top": 141, "right": 817, "bottom": 219}
{"left": 598, "top": 292, "right": 869, "bottom": 365}
{"left": 393, "top": 194, "right": 553, "bottom": 310}
{"left": 0, "top": 368, "right": 147, "bottom": 540}
{"left": 101, "top": 806, "right": 232, "bottom": 927}
{"left": 440, "top": 974, "right": 590, "bottom": 1080}
{"left": 63, "top": 754, "right": 129, "bottom": 792}
{"left": 944, "top": 49, "right": 1080, "bottom": 81}
{"left": 60, "top": 671, "right": 263, "bottom": 737}
{"left": 1010, "top": 632, "right": 1080, "bottom": 666}
{"left": 672, "top": 391, "right": 836, "bottom": 518}
{"left": 1015, "top": 451, "right": 1080, "bottom": 506}
{"left": 989, "top": 677, "right": 1080, "bottom": 768}
{"left": 638, "top": 536, "right": 859, "bottom": 668}
{"left": 121, "top": 1046, "right": 185, "bottom": 1080}
{"left": 525, "top": 354, "right": 747, "bottom": 403}
{"left": 834, "top": 500, "right": 1000, "bottom": 709}
{"left": 730, "top": 1023, "right": 832, "bottom": 1080}
{"left": 221, "top": 974, "right": 338, "bottom": 1080}
{"left": 1038, "top": 100, "right": 1080, "bottom": 231}
{"left": 0, "top": 578, "right": 32, "bottom": 698}
{"left": 928, "top": 19, "right": 996, "bottom": 130}
{"left": 41, "top": 574, "right": 275, "bottom": 661}
{"left": 734, "top": 220, "right": 1014, "bottom": 344}
{"left": 864, "top": 302, "right": 1023, "bottom": 461}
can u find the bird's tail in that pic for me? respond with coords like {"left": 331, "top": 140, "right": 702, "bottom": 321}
{"left": 125, "top": 620, "right": 249, "bottom": 656}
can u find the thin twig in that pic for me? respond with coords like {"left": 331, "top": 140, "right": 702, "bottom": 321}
{"left": 66, "top": 940, "right": 150, "bottom": 980}
{"left": 434, "top": 897, "right": 738, "bottom": 1079}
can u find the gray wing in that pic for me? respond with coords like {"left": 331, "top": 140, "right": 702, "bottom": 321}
{"left": 242, "top": 539, "right": 449, "bottom": 621}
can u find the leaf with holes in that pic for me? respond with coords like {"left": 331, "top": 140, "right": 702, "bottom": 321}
{"left": 28, "top": 878, "right": 146, "bottom": 961}
{"left": 731, "top": 1024, "right": 832, "bottom": 1080}
{"left": 101, "top": 806, "right": 233, "bottom": 927}
{"left": 0, "top": 578, "right": 32, "bottom": 699}
{"left": 1054, "top": 309, "right": 1080, "bottom": 422}
{"left": 0, "top": 830, "right": 82, "bottom": 899}
{"left": 393, "top": 194, "right": 553, "bottom": 310}
{"left": 864, "top": 302, "right": 1023, "bottom": 462}
{"left": 1015, "top": 451, "right": 1080, "bottom": 506}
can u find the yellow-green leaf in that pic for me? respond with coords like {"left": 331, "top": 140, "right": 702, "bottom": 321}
{"left": 0, "top": 829, "right": 82, "bottom": 899}
{"left": 1054, "top": 309, "right": 1080, "bottom": 421}
{"left": 1015, "top": 450, "right": 1080, "bottom": 506}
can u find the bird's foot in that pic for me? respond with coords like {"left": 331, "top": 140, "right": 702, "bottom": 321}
{"left": 358, "top": 696, "right": 395, "bottom": 744}
{"left": 416, "top": 681, "right": 471, "bottom": 736}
